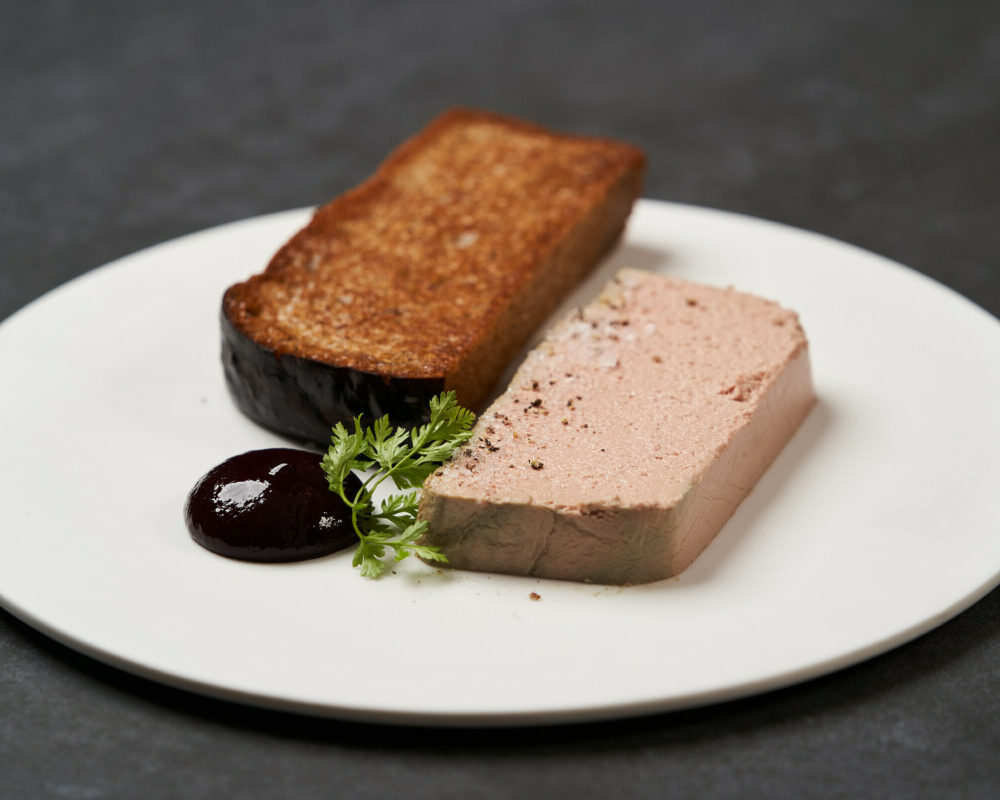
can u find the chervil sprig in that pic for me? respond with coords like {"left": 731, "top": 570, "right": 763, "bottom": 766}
{"left": 321, "top": 391, "right": 475, "bottom": 578}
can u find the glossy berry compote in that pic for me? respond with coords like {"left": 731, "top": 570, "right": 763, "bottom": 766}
{"left": 184, "top": 448, "right": 360, "bottom": 562}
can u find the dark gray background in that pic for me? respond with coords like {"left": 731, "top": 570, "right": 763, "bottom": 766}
{"left": 2, "top": 1, "right": 998, "bottom": 797}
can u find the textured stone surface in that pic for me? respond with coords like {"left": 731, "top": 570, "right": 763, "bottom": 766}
{"left": 1, "top": 1, "right": 998, "bottom": 797}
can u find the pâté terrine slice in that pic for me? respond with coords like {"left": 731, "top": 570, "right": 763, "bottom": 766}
{"left": 418, "top": 268, "right": 816, "bottom": 585}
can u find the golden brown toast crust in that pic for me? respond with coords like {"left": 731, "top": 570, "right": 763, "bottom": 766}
{"left": 223, "top": 108, "right": 645, "bottom": 416}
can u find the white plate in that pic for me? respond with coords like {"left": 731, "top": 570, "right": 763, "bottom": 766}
{"left": 1, "top": 200, "right": 998, "bottom": 727}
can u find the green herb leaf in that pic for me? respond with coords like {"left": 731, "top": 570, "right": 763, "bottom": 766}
{"left": 371, "top": 490, "right": 421, "bottom": 527}
{"left": 322, "top": 418, "right": 368, "bottom": 501}
{"left": 321, "top": 391, "right": 475, "bottom": 578}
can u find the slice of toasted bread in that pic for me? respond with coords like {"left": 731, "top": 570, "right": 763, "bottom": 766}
{"left": 222, "top": 108, "right": 646, "bottom": 443}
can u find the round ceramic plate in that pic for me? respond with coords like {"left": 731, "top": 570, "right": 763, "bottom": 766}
{"left": 1, "top": 200, "right": 997, "bottom": 727}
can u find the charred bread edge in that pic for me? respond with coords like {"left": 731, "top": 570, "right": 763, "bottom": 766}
{"left": 221, "top": 311, "right": 444, "bottom": 446}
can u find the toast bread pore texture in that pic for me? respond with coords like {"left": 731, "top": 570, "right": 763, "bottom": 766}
{"left": 222, "top": 108, "right": 646, "bottom": 443}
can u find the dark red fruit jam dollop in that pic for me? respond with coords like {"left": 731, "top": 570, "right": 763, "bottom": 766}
{"left": 184, "top": 448, "right": 361, "bottom": 562}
